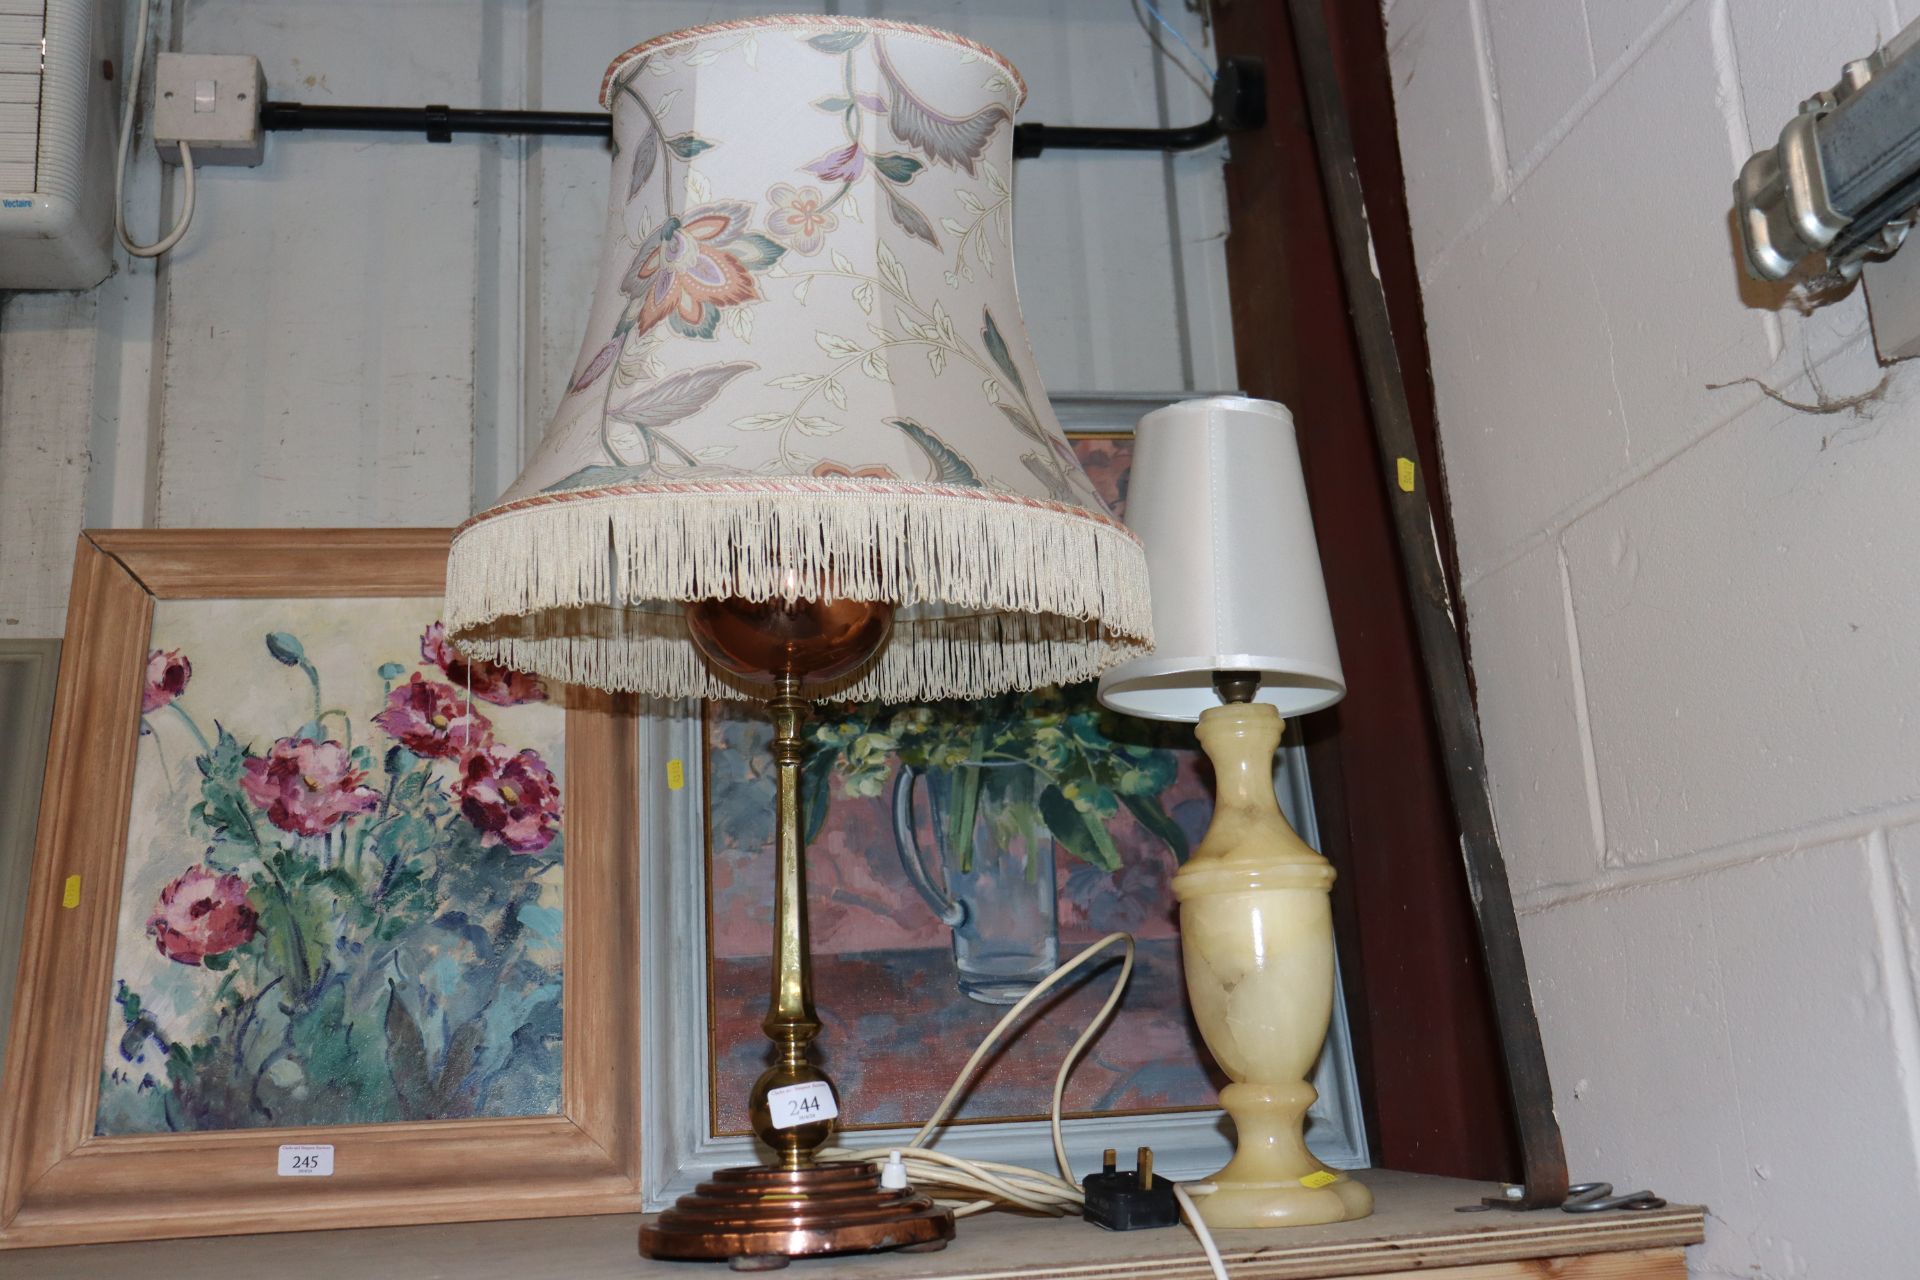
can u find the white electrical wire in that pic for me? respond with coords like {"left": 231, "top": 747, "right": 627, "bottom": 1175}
{"left": 819, "top": 931, "right": 1231, "bottom": 1280}
{"left": 114, "top": 0, "right": 196, "bottom": 257}
{"left": 820, "top": 931, "right": 1134, "bottom": 1215}
{"left": 1174, "top": 1182, "right": 1228, "bottom": 1280}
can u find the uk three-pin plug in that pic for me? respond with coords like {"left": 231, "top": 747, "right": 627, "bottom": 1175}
{"left": 1081, "top": 1146, "right": 1180, "bottom": 1231}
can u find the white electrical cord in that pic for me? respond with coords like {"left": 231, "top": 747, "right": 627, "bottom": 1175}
{"left": 114, "top": 0, "right": 196, "bottom": 257}
{"left": 818, "top": 931, "right": 1231, "bottom": 1280}
{"left": 820, "top": 931, "right": 1134, "bottom": 1216}
{"left": 1174, "top": 1183, "right": 1227, "bottom": 1280}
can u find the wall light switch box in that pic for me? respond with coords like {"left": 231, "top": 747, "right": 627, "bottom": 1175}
{"left": 152, "top": 53, "right": 265, "bottom": 166}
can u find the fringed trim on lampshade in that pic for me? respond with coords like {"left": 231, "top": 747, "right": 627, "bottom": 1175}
{"left": 598, "top": 16, "right": 1028, "bottom": 108}
{"left": 444, "top": 479, "right": 1154, "bottom": 702}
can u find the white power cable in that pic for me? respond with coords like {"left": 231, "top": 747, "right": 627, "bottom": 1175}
{"left": 820, "top": 931, "right": 1134, "bottom": 1216}
{"left": 1174, "top": 1182, "right": 1227, "bottom": 1280}
{"left": 115, "top": 0, "right": 196, "bottom": 257}
{"left": 819, "top": 931, "right": 1231, "bottom": 1280}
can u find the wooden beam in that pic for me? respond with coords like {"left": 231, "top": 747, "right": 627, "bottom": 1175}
{"left": 1211, "top": 0, "right": 1519, "bottom": 1178}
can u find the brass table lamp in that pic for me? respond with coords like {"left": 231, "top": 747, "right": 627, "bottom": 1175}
{"left": 1099, "top": 396, "right": 1370, "bottom": 1228}
{"left": 441, "top": 16, "right": 1152, "bottom": 1268}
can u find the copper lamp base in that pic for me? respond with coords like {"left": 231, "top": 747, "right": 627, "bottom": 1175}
{"left": 640, "top": 1162, "right": 954, "bottom": 1270}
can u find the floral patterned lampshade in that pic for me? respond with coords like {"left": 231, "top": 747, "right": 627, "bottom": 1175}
{"left": 444, "top": 17, "right": 1151, "bottom": 701}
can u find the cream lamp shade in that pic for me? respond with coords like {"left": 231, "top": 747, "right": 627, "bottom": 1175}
{"left": 443, "top": 16, "right": 1151, "bottom": 700}
{"left": 1097, "top": 396, "right": 1343, "bottom": 721}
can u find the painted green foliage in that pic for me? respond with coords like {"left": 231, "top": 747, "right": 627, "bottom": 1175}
{"left": 802, "top": 682, "right": 1189, "bottom": 872}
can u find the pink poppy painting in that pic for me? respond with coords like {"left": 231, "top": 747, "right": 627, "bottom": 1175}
{"left": 142, "top": 649, "right": 192, "bottom": 713}
{"left": 456, "top": 746, "right": 564, "bottom": 854}
{"left": 420, "top": 622, "right": 548, "bottom": 707}
{"left": 374, "top": 672, "right": 495, "bottom": 758}
{"left": 147, "top": 865, "right": 258, "bottom": 966}
{"left": 99, "top": 599, "right": 567, "bottom": 1136}
{"left": 239, "top": 737, "right": 382, "bottom": 836}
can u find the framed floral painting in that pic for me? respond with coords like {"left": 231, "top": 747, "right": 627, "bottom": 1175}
{"left": 636, "top": 405, "right": 1366, "bottom": 1204}
{"left": 0, "top": 531, "right": 640, "bottom": 1248}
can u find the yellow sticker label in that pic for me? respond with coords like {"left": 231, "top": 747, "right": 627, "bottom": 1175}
{"left": 1301, "top": 1170, "right": 1338, "bottom": 1189}
{"left": 667, "top": 759, "right": 686, "bottom": 791}
{"left": 61, "top": 875, "right": 81, "bottom": 909}
{"left": 1396, "top": 457, "right": 1416, "bottom": 492}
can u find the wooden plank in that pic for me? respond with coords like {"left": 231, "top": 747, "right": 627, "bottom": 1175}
{"left": 5, "top": 1171, "right": 1703, "bottom": 1276}
{"left": 563, "top": 691, "right": 643, "bottom": 1171}
{"left": 1212, "top": 1, "right": 1515, "bottom": 1179}
{"left": 1372, "top": 1251, "right": 1684, "bottom": 1280}
{"left": 87, "top": 527, "right": 453, "bottom": 596}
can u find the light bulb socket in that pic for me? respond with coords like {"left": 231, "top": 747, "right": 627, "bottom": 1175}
{"left": 1212, "top": 670, "right": 1263, "bottom": 705}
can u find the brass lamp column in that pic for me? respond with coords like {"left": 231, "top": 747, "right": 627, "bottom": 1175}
{"left": 755, "top": 673, "right": 829, "bottom": 1168}
{"left": 1099, "top": 397, "right": 1370, "bottom": 1228}
{"left": 639, "top": 597, "right": 954, "bottom": 1266}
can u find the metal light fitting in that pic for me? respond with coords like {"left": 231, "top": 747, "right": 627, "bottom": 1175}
{"left": 1736, "top": 17, "right": 1920, "bottom": 281}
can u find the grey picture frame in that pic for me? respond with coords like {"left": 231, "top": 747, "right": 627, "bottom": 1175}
{"left": 0, "top": 640, "right": 60, "bottom": 1086}
{"left": 636, "top": 393, "right": 1369, "bottom": 1209}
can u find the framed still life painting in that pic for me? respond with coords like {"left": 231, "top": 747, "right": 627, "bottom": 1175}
{"left": 640, "top": 397, "right": 1367, "bottom": 1203}
{"left": 0, "top": 531, "right": 640, "bottom": 1248}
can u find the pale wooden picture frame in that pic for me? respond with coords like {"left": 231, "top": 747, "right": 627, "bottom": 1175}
{"left": 638, "top": 394, "right": 1368, "bottom": 1208}
{"left": 0, "top": 531, "right": 641, "bottom": 1248}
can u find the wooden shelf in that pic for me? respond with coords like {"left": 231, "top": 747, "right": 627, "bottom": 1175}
{"left": 8, "top": 1171, "right": 1702, "bottom": 1279}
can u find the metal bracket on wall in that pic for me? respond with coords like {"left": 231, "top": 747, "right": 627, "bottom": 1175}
{"left": 1282, "top": 0, "right": 1573, "bottom": 1212}
{"left": 1735, "top": 17, "right": 1920, "bottom": 281}
{"left": 256, "top": 56, "right": 1266, "bottom": 158}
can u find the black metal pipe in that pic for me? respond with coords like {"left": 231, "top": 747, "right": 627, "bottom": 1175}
{"left": 261, "top": 102, "right": 611, "bottom": 141}
{"left": 260, "top": 100, "right": 1231, "bottom": 154}
{"left": 1282, "top": 0, "right": 1572, "bottom": 1211}
{"left": 262, "top": 59, "right": 1265, "bottom": 154}
{"left": 1013, "top": 120, "right": 1221, "bottom": 158}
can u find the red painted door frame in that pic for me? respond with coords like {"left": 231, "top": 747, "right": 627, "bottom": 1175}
{"left": 1213, "top": 0, "right": 1520, "bottom": 1180}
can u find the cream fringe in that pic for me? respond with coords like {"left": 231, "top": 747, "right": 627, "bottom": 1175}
{"left": 443, "top": 484, "right": 1154, "bottom": 702}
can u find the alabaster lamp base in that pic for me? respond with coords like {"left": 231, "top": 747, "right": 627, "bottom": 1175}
{"left": 1190, "top": 1082, "right": 1374, "bottom": 1227}
{"left": 1174, "top": 700, "right": 1371, "bottom": 1229}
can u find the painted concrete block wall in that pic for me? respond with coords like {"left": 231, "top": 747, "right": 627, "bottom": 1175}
{"left": 1386, "top": 0, "right": 1920, "bottom": 1274}
{"left": 0, "top": 0, "right": 1230, "bottom": 636}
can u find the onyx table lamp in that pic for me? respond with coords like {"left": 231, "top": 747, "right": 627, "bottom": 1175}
{"left": 1099, "top": 396, "right": 1371, "bottom": 1228}
{"left": 441, "top": 16, "right": 1152, "bottom": 1269}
